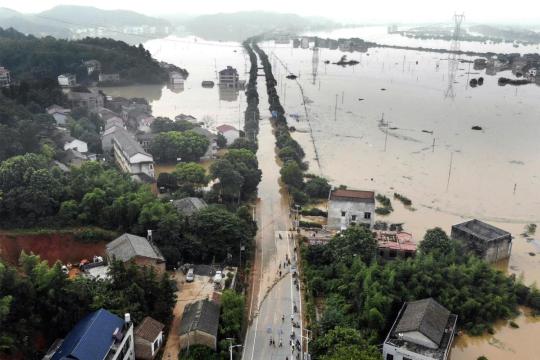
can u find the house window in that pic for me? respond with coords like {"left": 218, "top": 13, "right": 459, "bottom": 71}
{"left": 364, "top": 212, "right": 371, "bottom": 219}
{"left": 153, "top": 338, "right": 160, "bottom": 353}
{"left": 389, "top": 249, "right": 397, "bottom": 258}
{"left": 341, "top": 211, "right": 346, "bottom": 217}
{"left": 386, "top": 355, "right": 394, "bottom": 360}
{"left": 404, "top": 357, "right": 411, "bottom": 360}
{"left": 351, "top": 214, "right": 357, "bottom": 221}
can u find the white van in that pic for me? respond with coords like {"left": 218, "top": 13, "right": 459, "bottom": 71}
{"left": 186, "top": 268, "right": 194, "bottom": 282}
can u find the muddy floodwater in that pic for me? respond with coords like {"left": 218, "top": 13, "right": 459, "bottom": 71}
{"left": 105, "top": 33, "right": 539, "bottom": 360}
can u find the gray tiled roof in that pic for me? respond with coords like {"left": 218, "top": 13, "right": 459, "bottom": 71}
{"left": 395, "top": 298, "right": 450, "bottom": 347}
{"left": 106, "top": 233, "right": 165, "bottom": 263}
{"left": 452, "top": 219, "right": 510, "bottom": 242}
{"left": 113, "top": 128, "right": 152, "bottom": 158}
{"left": 179, "top": 299, "right": 220, "bottom": 338}
{"left": 190, "top": 127, "right": 216, "bottom": 140}
{"left": 172, "top": 197, "right": 208, "bottom": 216}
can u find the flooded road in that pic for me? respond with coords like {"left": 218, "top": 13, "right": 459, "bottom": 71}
{"left": 102, "top": 33, "right": 539, "bottom": 360}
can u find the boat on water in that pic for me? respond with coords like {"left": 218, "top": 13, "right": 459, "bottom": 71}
{"left": 202, "top": 81, "right": 215, "bottom": 88}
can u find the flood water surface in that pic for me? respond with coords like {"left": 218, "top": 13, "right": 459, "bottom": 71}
{"left": 103, "top": 33, "right": 539, "bottom": 360}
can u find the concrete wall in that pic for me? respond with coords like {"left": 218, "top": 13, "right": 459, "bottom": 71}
{"left": 327, "top": 199, "right": 375, "bottom": 230}
{"left": 401, "top": 331, "right": 437, "bottom": 350}
{"left": 383, "top": 343, "right": 438, "bottom": 360}
{"left": 451, "top": 228, "right": 512, "bottom": 263}
{"left": 179, "top": 331, "right": 217, "bottom": 350}
{"left": 111, "top": 323, "right": 135, "bottom": 360}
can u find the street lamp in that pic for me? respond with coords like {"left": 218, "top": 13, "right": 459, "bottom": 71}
{"left": 301, "top": 328, "right": 312, "bottom": 360}
{"left": 226, "top": 338, "right": 242, "bottom": 360}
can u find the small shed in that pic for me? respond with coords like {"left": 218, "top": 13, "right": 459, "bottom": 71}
{"left": 179, "top": 299, "right": 220, "bottom": 350}
{"left": 451, "top": 219, "right": 512, "bottom": 263}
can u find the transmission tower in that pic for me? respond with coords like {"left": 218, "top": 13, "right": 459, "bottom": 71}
{"left": 312, "top": 47, "right": 319, "bottom": 85}
{"left": 445, "top": 13, "right": 465, "bottom": 99}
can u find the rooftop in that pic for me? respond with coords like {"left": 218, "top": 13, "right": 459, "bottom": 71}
{"left": 219, "top": 66, "right": 238, "bottom": 76}
{"left": 330, "top": 189, "right": 375, "bottom": 203}
{"left": 135, "top": 317, "right": 164, "bottom": 342}
{"left": 172, "top": 197, "right": 208, "bottom": 216}
{"left": 385, "top": 298, "right": 457, "bottom": 360}
{"left": 113, "top": 128, "right": 153, "bottom": 160}
{"left": 106, "top": 233, "right": 165, "bottom": 263}
{"left": 375, "top": 231, "right": 417, "bottom": 252}
{"left": 216, "top": 124, "right": 238, "bottom": 133}
{"left": 46, "top": 309, "right": 127, "bottom": 360}
{"left": 179, "top": 299, "right": 220, "bottom": 338}
{"left": 452, "top": 219, "right": 511, "bottom": 242}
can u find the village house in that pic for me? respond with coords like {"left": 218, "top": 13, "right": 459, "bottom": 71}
{"left": 383, "top": 298, "right": 458, "bottom": 360}
{"left": 134, "top": 317, "right": 165, "bottom": 360}
{"left": 375, "top": 230, "right": 417, "bottom": 260}
{"left": 136, "top": 132, "right": 155, "bottom": 153}
{"left": 301, "top": 37, "right": 310, "bottom": 49}
{"left": 172, "top": 197, "right": 208, "bottom": 217}
{"left": 46, "top": 104, "right": 71, "bottom": 126}
{"left": 218, "top": 66, "right": 240, "bottom": 88}
{"left": 179, "top": 299, "right": 221, "bottom": 351}
{"left": 169, "top": 71, "right": 185, "bottom": 85}
{"left": 106, "top": 233, "right": 166, "bottom": 274}
{"left": 112, "top": 128, "right": 155, "bottom": 179}
{"left": 190, "top": 127, "right": 218, "bottom": 160}
{"left": 63, "top": 134, "right": 89, "bottom": 154}
{"left": 58, "top": 73, "right": 77, "bottom": 87}
{"left": 102, "top": 124, "right": 124, "bottom": 154}
{"left": 99, "top": 73, "right": 121, "bottom": 83}
{"left": 216, "top": 124, "right": 240, "bottom": 146}
{"left": 135, "top": 113, "right": 155, "bottom": 133}
{"left": 0, "top": 66, "right": 11, "bottom": 87}
{"left": 83, "top": 59, "right": 102, "bottom": 75}
{"left": 327, "top": 189, "right": 375, "bottom": 230}
{"left": 175, "top": 114, "right": 198, "bottom": 124}
{"left": 42, "top": 309, "right": 135, "bottom": 360}
{"left": 67, "top": 88, "right": 104, "bottom": 113}
{"left": 451, "top": 219, "right": 512, "bottom": 263}
{"left": 122, "top": 102, "right": 152, "bottom": 129}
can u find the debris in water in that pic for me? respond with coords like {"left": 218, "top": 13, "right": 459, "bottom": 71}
{"left": 380, "top": 88, "right": 387, "bottom": 91}
{"left": 478, "top": 77, "right": 484, "bottom": 85}
{"left": 529, "top": 252, "right": 536, "bottom": 256}
{"left": 286, "top": 74, "right": 298, "bottom": 80}
{"left": 471, "top": 125, "right": 483, "bottom": 130}
{"left": 469, "top": 78, "right": 478, "bottom": 87}
{"left": 358, "top": 98, "right": 365, "bottom": 101}
{"left": 324, "top": 60, "right": 330, "bottom": 64}
{"left": 422, "top": 130, "right": 433, "bottom": 134}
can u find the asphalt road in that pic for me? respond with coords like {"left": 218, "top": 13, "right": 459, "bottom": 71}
{"left": 242, "top": 118, "right": 304, "bottom": 360}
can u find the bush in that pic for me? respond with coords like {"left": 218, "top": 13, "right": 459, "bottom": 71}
{"left": 301, "top": 208, "right": 328, "bottom": 217}
{"left": 394, "top": 192, "right": 412, "bottom": 206}
{"left": 73, "top": 227, "right": 117, "bottom": 243}
{"left": 291, "top": 187, "right": 309, "bottom": 205}
{"left": 375, "top": 207, "right": 391, "bottom": 215}
{"left": 509, "top": 321, "right": 519, "bottom": 328}
{"left": 305, "top": 176, "right": 331, "bottom": 199}
{"left": 299, "top": 221, "right": 323, "bottom": 229}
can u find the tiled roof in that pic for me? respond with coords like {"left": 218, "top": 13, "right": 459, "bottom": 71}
{"left": 216, "top": 124, "right": 238, "bottom": 133}
{"left": 452, "top": 219, "right": 510, "bottom": 242}
{"left": 50, "top": 309, "right": 124, "bottom": 360}
{"left": 172, "top": 197, "right": 208, "bottom": 216}
{"left": 135, "top": 317, "right": 164, "bottom": 342}
{"left": 113, "top": 128, "right": 152, "bottom": 159}
{"left": 179, "top": 299, "right": 220, "bottom": 338}
{"left": 395, "top": 298, "right": 450, "bottom": 347}
{"left": 106, "top": 233, "right": 165, "bottom": 263}
{"left": 330, "top": 189, "right": 375, "bottom": 203}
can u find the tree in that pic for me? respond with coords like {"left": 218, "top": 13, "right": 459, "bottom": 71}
{"left": 223, "top": 149, "right": 261, "bottom": 198}
{"left": 173, "top": 162, "right": 208, "bottom": 194}
{"left": 219, "top": 290, "right": 244, "bottom": 340}
{"left": 210, "top": 159, "right": 243, "bottom": 202}
{"left": 280, "top": 160, "right": 304, "bottom": 189}
{"left": 312, "top": 327, "right": 380, "bottom": 360}
{"left": 327, "top": 226, "right": 378, "bottom": 264}
{"left": 229, "top": 137, "right": 257, "bottom": 153}
{"left": 419, "top": 227, "right": 453, "bottom": 254}
{"left": 216, "top": 133, "right": 227, "bottom": 148}
{"left": 149, "top": 131, "right": 209, "bottom": 163}
{"left": 305, "top": 176, "right": 331, "bottom": 199}
{"left": 189, "top": 205, "right": 253, "bottom": 262}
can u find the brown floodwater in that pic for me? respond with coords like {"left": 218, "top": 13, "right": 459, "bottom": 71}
{"left": 103, "top": 33, "right": 540, "bottom": 360}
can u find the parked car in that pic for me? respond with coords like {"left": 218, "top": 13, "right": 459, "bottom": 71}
{"left": 213, "top": 270, "right": 223, "bottom": 284}
{"left": 186, "top": 268, "right": 194, "bottom": 282}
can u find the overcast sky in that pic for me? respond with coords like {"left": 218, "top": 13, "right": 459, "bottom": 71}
{"left": 1, "top": 0, "right": 539, "bottom": 23}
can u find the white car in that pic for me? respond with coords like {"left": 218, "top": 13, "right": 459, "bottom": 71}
{"left": 186, "top": 268, "right": 194, "bottom": 282}
{"left": 213, "top": 270, "right": 223, "bottom": 284}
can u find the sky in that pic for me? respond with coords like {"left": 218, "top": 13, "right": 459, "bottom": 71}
{"left": 1, "top": 0, "right": 540, "bottom": 23}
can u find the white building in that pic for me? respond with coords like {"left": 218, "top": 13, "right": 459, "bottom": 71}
{"left": 301, "top": 37, "right": 310, "bottom": 49}
{"left": 169, "top": 71, "right": 185, "bottom": 85}
{"left": 64, "top": 137, "right": 88, "bottom": 154}
{"left": 327, "top": 189, "right": 375, "bottom": 230}
{"left": 42, "top": 309, "right": 135, "bottom": 360}
{"left": 112, "top": 128, "right": 155, "bottom": 179}
{"left": 134, "top": 317, "right": 165, "bottom": 360}
{"left": 58, "top": 73, "right": 77, "bottom": 87}
{"left": 383, "top": 298, "right": 458, "bottom": 360}
{"left": 83, "top": 59, "right": 101, "bottom": 75}
{"left": 0, "top": 66, "right": 11, "bottom": 87}
{"left": 216, "top": 124, "right": 240, "bottom": 146}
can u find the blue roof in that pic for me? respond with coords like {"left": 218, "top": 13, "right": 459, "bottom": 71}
{"left": 51, "top": 309, "right": 125, "bottom": 360}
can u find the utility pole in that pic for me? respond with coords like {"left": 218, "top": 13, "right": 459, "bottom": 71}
{"left": 227, "top": 338, "right": 242, "bottom": 360}
{"left": 334, "top": 94, "right": 338, "bottom": 121}
{"left": 446, "top": 152, "right": 454, "bottom": 191}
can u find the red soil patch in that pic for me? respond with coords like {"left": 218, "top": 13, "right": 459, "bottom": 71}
{"left": 0, "top": 232, "right": 107, "bottom": 266}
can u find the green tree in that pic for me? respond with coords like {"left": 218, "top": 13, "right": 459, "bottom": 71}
{"left": 280, "top": 160, "right": 304, "bottom": 189}
{"left": 419, "top": 227, "right": 453, "bottom": 254}
{"left": 216, "top": 133, "right": 227, "bottom": 148}
{"left": 150, "top": 131, "right": 209, "bottom": 163}
{"left": 173, "top": 162, "right": 208, "bottom": 194}
{"left": 210, "top": 159, "right": 243, "bottom": 202}
{"left": 229, "top": 137, "right": 257, "bottom": 153}
{"left": 328, "top": 226, "right": 378, "bottom": 264}
{"left": 304, "top": 176, "right": 331, "bottom": 198}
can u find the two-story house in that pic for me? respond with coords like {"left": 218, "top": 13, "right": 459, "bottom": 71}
{"left": 327, "top": 189, "right": 375, "bottom": 230}
{"left": 112, "top": 128, "right": 155, "bottom": 179}
{"left": 42, "top": 309, "right": 135, "bottom": 360}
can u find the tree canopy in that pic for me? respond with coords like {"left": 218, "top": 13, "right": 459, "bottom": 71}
{"left": 150, "top": 131, "right": 209, "bottom": 163}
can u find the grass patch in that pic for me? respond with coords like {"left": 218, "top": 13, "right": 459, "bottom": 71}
{"left": 394, "top": 192, "right": 412, "bottom": 206}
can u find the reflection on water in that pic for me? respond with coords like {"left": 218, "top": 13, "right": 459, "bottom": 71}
{"left": 219, "top": 86, "right": 239, "bottom": 102}
{"left": 167, "top": 82, "right": 184, "bottom": 94}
